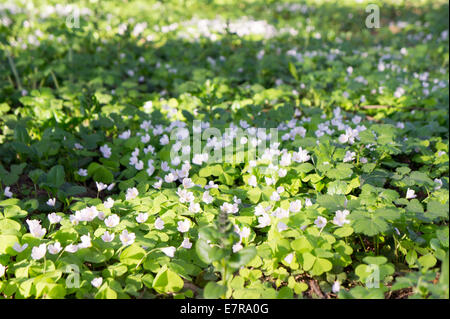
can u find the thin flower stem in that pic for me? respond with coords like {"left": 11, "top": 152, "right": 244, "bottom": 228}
{"left": 43, "top": 256, "right": 47, "bottom": 274}
{"left": 358, "top": 234, "right": 366, "bottom": 252}
{"left": 5, "top": 50, "right": 23, "bottom": 91}
{"left": 50, "top": 70, "right": 60, "bottom": 90}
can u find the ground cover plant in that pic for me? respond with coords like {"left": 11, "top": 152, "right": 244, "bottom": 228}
{"left": 0, "top": 0, "right": 448, "bottom": 299}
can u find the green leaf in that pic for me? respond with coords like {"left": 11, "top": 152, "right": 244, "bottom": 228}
{"left": 203, "top": 281, "right": 227, "bottom": 299}
{"left": 46, "top": 165, "right": 65, "bottom": 188}
{"left": 334, "top": 226, "right": 353, "bottom": 237}
{"left": 350, "top": 212, "right": 390, "bottom": 236}
{"left": 418, "top": 254, "right": 437, "bottom": 269}
{"left": 288, "top": 62, "right": 299, "bottom": 81}
{"left": 120, "top": 244, "right": 146, "bottom": 266}
{"left": 228, "top": 246, "right": 257, "bottom": 269}
{"left": 152, "top": 265, "right": 184, "bottom": 294}
{"left": 277, "top": 286, "right": 294, "bottom": 299}
{"left": 247, "top": 188, "right": 261, "bottom": 204}
{"left": 0, "top": 234, "right": 19, "bottom": 253}
{"left": 291, "top": 237, "right": 313, "bottom": 253}
{"left": 363, "top": 256, "right": 387, "bottom": 265}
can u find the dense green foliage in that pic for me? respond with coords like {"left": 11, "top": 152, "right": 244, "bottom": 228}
{"left": 0, "top": 0, "right": 448, "bottom": 299}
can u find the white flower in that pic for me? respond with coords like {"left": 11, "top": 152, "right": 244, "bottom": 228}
{"left": 4, "top": 186, "right": 13, "bottom": 198}
{"left": 278, "top": 168, "right": 287, "bottom": 178}
{"left": 204, "top": 181, "right": 218, "bottom": 189}
{"left": 394, "top": 87, "right": 405, "bottom": 98}
{"left": 65, "top": 244, "right": 79, "bottom": 253}
{"left": 171, "top": 156, "right": 181, "bottom": 167}
{"left": 182, "top": 145, "right": 191, "bottom": 155}
{"left": 235, "top": 226, "right": 251, "bottom": 239}
{"left": 97, "top": 211, "right": 105, "bottom": 221}
{"left": 406, "top": 188, "right": 417, "bottom": 199}
{"left": 202, "top": 191, "right": 214, "bottom": 204}
{"left": 46, "top": 198, "right": 56, "bottom": 207}
{"left": 135, "top": 160, "right": 144, "bottom": 170}
{"left": 314, "top": 216, "right": 327, "bottom": 229}
{"left": 289, "top": 200, "right": 302, "bottom": 213}
{"left": 119, "top": 230, "right": 136, "bottom": 246}
{"left": 352, "top": 115, "right": 362, "bottom": 125}
{"left": 141, "top": 134, "right": 150, "bottom": 143}
{"left": 182, "top": 178, "right": 195, "bottom": 189}
{"left": 96, "top": 182, "right": 107, "bottom": 192}
{"left": 154, "top": 217, "right": 165, "bottom": 230}
{"left": 153, "top": 179, "right": 163, "bottom": 189}
{"left": 293, "top": 147, "right": 310, "bottom": 163}
{"left": 434, "top": 178, "right": 443, "bottom": 190}
{"left": 189, "top": 202, "right": 201, "bottom": 213}
{"left": 177, "top": 220, "right": 191, "bottom": 233}
{"left": 26, "top": 219, "right": 46, "bottom": 238}
{"left": 305, "top": 198, "right": 313, "bottom": 207}
{"left": 280, "top": 153, "right": 292, "bottom": 166}
{"left": 104, "top": 214, "right": 120, "bottom": 228}
{"left": 332, "top": 210, "right": 350, "bottom": 227}
{"left": 79, "top": 234, "right": 92, "bottom": 249}
{"left": 100, "top": 144, "right": 112, "bottom": 158}
{"left": 270, "top": 191, "right": 280, "bottom": 202}
{"left": 277, "top": 222, "right": 288, "bottom": 232}
{"left": 176, "top": 188, "right": 195, "bottom": 203}
{"left": 160, "top": 135, "right": 169, "bottom": 145}
{"left": 91, "top": 277, "right": 103, "bottom": 288}
{"left": 77, "top": 169, "right": 88, "bottom": 177}
{"left": 254, "top": 204, "right": 271, "bottom": 216}
{"left": 125, "top": 187, "right": 139, "bottom": 200}
{"left": 332, "top": 281, "right": 340, "bottom": 293}
{"left": 284, "top": 253, "right": 294, "bottom": 264}
{"left": 136, "top": 212, "right": 148, "bottom": 223}
{"left": 164, "top": 172, "right": 176, "bottom": 183}
{"left": 265, "top": 177, "right": 276, "bottom": 186}
{"left": 13, "top": 242, "right": 28, "bottom": 253}
{"left": 0, "top": 264, "right": 5, "bottom": 277}
{"left": 257, "top": 213, "right": 271, "bottom": 228}
{"left": 147, "top": 164, "right": 155, "bottom": 177}
{"left": 48, "top": 213, "right": 62, "bottom": 224}
{"left": 220, "top": 202, "right": 239, "bottom": 214}
{"left": 144, "top": 145, "right": 155, "bottom": 155}
{"left": 103, "top": 197, "right": 115, "bottom": 209}
{"left": 232, "top": 243, "right": 243, "bottom": 253}
{"left": 74, "top": 143, "right": 83, "bottom": 150}
{"left": 161, "top": 246, "right": 176, "bottom": 257}
{"left": 119, "top": 130, "right": 131, "bottom": 140}
{"left": 339, "top": 127, "right": 359, "bottom": 145}
{"left": 101, "top": 231, "right": 115, "bottom": 243}
{"left": 180, "top": 238, "right": 192, "bottom": 249}
{"left": 192, "top": 153, "right": 208, "bottom": 165}
{"left": 272, "top": 207, "right": 289, "bottom": 219}
{"left": 75, "top": 206, "right": 99, "bottom": 222}
{"left": 48, "top": 242, "right": 62, "bottom": 255}
{"left": 31, "top": 244, "right": 47, "bottom": 260}
{"left": 343, "top": 151, "right": 356, "bottom": 162}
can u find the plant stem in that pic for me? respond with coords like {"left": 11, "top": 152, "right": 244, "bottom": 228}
{"left": 6, "top": 50, "right": 23, "bottom": 91}
{"left": 50, "top": 70, "right": 60, "bottom": 90}
{"left": 358, "top": 234, "right": 366, "bottom": 252}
